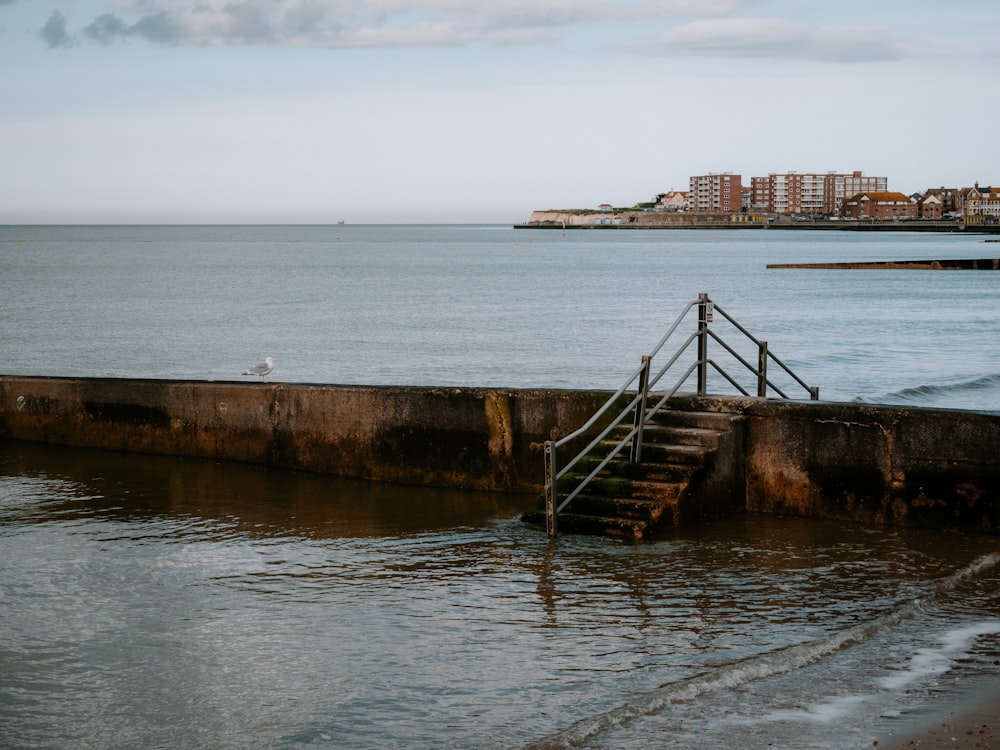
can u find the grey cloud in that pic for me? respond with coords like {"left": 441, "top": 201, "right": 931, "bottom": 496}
{"left": 640, "top": 19, "right": 926, "bottom": 63}
{"left": 83, "top": 14, "right": 131, "bottom": 45}
{"left": 129, "top": 13, "right": 186, "bottom": 44}
{"left": 79, "top": 8, "right": 275, "bottom": 46}
{"left": 38, "top": 10, "right": 76, "bottom": 48}
{"left": 38, "top": 0, "right": 759, "bottom": 50}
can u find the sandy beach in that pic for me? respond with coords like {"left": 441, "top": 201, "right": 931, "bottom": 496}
{"left": 874, "top": 687, "right": 999, "bottom": 749}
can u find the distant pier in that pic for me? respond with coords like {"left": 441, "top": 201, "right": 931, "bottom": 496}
{"left": 768, "top": 258, "right": 1000, "bottom": 270}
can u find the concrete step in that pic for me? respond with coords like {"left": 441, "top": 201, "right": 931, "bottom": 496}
{"left": 541, "top": 511, "right": 654, "bottom": 541}
{"left": 637, "top": 442, "right": 714, "bottom": 465}
{"left": 563, "top": 492, "right": 678, "bottom": 521}
{"left": 556, "top": 473, "right": 632, "bottom": 497}
{"left": 637, "top": 424, "right": 726, "bottom": 449}
{"left": 648, "top": 409, "right": 743, "bottom": 431}
{"left": 612, "top": 422, "right": 725, "bottom": 449}
{"left": 567, "top": 456, "right": 698, "bottom": 483}
{"left": 525, "top": 405, "right": 743, "bottom": 539}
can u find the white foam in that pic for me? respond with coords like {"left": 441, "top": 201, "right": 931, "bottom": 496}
{"left": 759, "top": 694, "right": 869, "bottom": 724}
{"left": 880, "top": 620, "right": 1000, "bottom": 690}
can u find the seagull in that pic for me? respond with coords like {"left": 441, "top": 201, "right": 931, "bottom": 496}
{"left": 242, "top": 356, "right": 277, "bottom": 381}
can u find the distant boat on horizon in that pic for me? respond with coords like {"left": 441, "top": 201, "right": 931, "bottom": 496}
{"left": 337, "top": 220, "right": 345, "bottom": 225}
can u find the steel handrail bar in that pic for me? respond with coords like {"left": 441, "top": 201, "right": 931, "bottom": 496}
{"left": 643, "top": 361, "right": 702, "bottom": 415}
{"left": 556, "top": 425, "right": 637, "bottom": 513}
{"left": 764, "top": 349, "right": 814, "bottom": 396}
{"left": 710, "top": 301, "right": 760, "bottom": 343}
{"left": 558, "top": 361, "right": 702, "bottom": 512}
{"left": 704, "top": 343, "right": 795, "bottom": 400}
{"left": 645, "top": 299, "right": 700, "bottom": 361}
{"left": 706, "top": 316, "right": 814, "bottom": 399}
{"left": 553, "top": 391, "right": 642, "bottom": 482}
{"left": 706, "top": 359, "right": 756, "bottom": 397}
{"left": 644, "top": 332, "right": 699, "bottom": 392}
{"left": 705, "top": 328, "right": 758, "bottom": 379}
{"left": 704, "top": 330, "right": 791, "bottom": 397}
{"left": 549, "top": 362, "right": 646, "bottom": 452}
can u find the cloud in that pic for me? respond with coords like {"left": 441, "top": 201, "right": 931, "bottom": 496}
{"left": 38, "top": 10, "right": 76, "bottom": 48}
{"left": 38, "top": 0, "right": 756, "bottom": 49}
{"left": 639, "top": 18, "right": 926, "bottom": 62}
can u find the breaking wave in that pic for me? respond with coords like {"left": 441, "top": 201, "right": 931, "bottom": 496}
{"left": 527, "top": 552, "right": 1000, "bottom": 750}
{"left": 855, "top": 373, "right": 1000, "bottom": 412}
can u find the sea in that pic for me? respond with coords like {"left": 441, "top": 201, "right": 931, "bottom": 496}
{"left": 1, "top": 224, "right": 999, "bottom": 749}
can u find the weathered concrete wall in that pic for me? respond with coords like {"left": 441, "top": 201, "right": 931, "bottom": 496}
{"left": 667, "top": 394, "right": 1000, "bottom": 533}
{"left": 0, "top": 376, "right": 614, "bottom": 493}
{"left": 739, "top": 399, "right": 1000, "bottom": 533}
{"left": 2, "top": 376, "right": 998, "bottom": 534}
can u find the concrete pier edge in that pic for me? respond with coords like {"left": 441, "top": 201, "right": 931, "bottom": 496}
{"left": 2, "top": 375, "right": 998, "bottom": 535}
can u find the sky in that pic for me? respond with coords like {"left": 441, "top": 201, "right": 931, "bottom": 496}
{"left": 1, "top": 0, "right": 998, "bottom": 224}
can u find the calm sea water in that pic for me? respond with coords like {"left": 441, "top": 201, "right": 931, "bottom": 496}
{"left": 2, "top": 225, "right": 1000, "bottom": 749}
{"left": 2, "top": 224, "right": 999, "bottom": 408}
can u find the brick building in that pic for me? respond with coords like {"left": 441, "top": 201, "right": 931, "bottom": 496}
{"left": 918, "top": 193, "right": 944, "bottom": 219}
{"left": 689, "top": 174, "right": 742, "bottom": 212}
{"left": 824, "top": 172, "right": 888, "bottom": 214}
{"left": 840, "top": 191, "right": 917, "bottom": 219}
{"left": 750, "top": 171, "right": 886, "bottom": 215}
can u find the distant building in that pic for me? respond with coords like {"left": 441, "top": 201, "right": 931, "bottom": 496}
{"left": 840, "top": 191, "right": 917, "bottom": 219}
{"left": 754, "top": 172, "right": 823, "bottom": 214}
{"left": 824, "top": 172, "right": 888, "bottom": 214}
{"left": 689, "top": 174, "right": 742, "bottom": 213}
{"left": 750, "top": 170, "right": 886, "bottom": 215}
{"left": 962, "top": 184, "right": 1000, "bottom": 220}
{"left": 922, "top": 187, "right": 958, "bottom": 215}
{"left": 918, "top": 193, "right": 944, "bottom": 219}
{"left": 657, "top": 190, "right": 690, "bottom": 211}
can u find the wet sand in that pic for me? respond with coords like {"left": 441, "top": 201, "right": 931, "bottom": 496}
{"left": 874, "top": 687, "right": 999, "bottom": 749}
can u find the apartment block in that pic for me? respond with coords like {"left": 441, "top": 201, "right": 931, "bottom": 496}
{"left": 824, "top": 171, "right": 887, "bottom": 214}
{"left": 749, "top": 171, "right": 887, "bottom": 215}
{"left": 689, "top": 174, "right": 742, "bottom": 212}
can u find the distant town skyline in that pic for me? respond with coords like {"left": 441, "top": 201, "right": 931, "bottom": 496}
{"left": 2, "top": 1, "right": 998, "bottom": 224}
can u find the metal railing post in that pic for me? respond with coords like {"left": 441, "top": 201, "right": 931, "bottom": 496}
{"left": 544, "top": 440, "right": 558, "bottom": 537}
{"left": 697, "top": 293, "right": 710, "bottom": 395}
{"left": 757, "top": 341, "right": 768, "bottom": 397}
{"left": 630, "top": 355, "right": 650, "bottom": 463}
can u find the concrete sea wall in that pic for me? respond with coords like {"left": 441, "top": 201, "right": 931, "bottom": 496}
{"left": 675, "top": 395, "right": 1000, "bottom": 534}
{"left": 1, "top": 376, "right": 998, "bottom": 534}
{"left": 0, "top": 376, "right": 611, "bottom": 493}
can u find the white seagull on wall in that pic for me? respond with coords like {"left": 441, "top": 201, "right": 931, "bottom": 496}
{"left": 242, "top": 356, "right": 277, "bottom": 381}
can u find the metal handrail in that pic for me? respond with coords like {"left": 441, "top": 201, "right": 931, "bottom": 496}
{"left": 543, "top": 293, "right": 818, "bottom": 536}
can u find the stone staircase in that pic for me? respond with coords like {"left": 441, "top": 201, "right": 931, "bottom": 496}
{"left": 522, "top": 408, "right": 744, "bottom": 541}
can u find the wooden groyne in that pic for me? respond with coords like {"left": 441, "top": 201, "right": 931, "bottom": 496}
{"left": 1, "top": 376, "right": 998, "bottom": 535}
{"left": 768, "top": 258, "right": 1000, "bottom": 270}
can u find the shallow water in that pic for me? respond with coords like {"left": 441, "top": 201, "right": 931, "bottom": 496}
{"left": 2, "top": 440, "right": 998, "bottom": 749}
{"left": 2, "top": 224, "right": 999, "bottom": 410}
